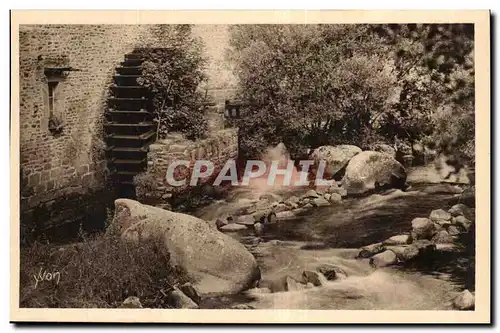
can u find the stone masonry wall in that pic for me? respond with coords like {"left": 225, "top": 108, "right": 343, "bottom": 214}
{"left": 136, "top": 128, "right": 238, "bottom": 203}
{"left": 19, "top": 25, "right": 163, "bottom": 231}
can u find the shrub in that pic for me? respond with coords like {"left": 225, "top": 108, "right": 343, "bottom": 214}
{"left": 137, "top": 25, "right": 208, "bottom": 140}
{"left": 20, "top": 232, "right": 186, "bottom": 308}
{"left": 228, "top": 24, "right": 475, "bottom": 163}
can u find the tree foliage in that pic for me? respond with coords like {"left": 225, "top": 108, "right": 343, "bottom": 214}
{"left": 138, "top": 25, "right": 209, "bottom": 140}
{"left": 228, "top": 24, "right": 474, "bottom": 163}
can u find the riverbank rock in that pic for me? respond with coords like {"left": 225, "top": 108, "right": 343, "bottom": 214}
{"left": 429, "top": 209, "right": 452, "bottom": 223}
{"left": 254, "top": 222, "right": 264, "bottom": 235}
{"left": 120, "top": 296, "right": 142, "bottom": 308}
{"left": 453, "top": 290, "right": 475, "bottom": 310}
{"left": 236, "top": 214, "right": 255, "bottom": 226}
{"left": 327, "top": 183, "right": 347, "bottom": 197}
{"left": 310, "top": 145, "right": 362, "bottom": 179}
{"left": 302, "top": 189, "right": 319, "bottom": 199}
{"left": 342, "top": 151, "right": 407, "bottom": 195}
{"left": 285, "top": 196, "right": 300, "bottom": 207}
{"left": 383, "top": 234, "right": 412, "bottom": 246}
{"left": 453, "top": 215, "right": 473, "bottom": 232}
{"left": 411, "top": 217, "right": 437, "bottom": 240}
{"left": 371, "top": 143, "right": 396, "bottom": 157}
{"left": 179, "top": 282, "right": 200, "bottom": 305}
{"left": 276, "top": 210, "right": 297, "bottom": 220}
{"left": 110, "top": 199, "right": 260, "bottom": 295}
{"left": 370, "top": 250, "right": 398, "bottom": 268}
{"left": 168, "top": 287, "right": 199, "bottom": 309}
{"left": 431, "top": 230, "right": 454, "bottom": 244}
{"left": 328, "top": 193, "right": 342, "bottom": 203}
{"left": 448, "top": 203, "right": 472, "bottom": 218}
{"left": 274, "top": 203, "right": 289, "bottom": 213}
{"left": 447, "top": 225, "right": 462, "bottom": 236}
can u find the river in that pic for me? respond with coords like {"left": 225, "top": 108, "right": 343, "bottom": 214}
{"left": 193, "top": 182, "right": 475, "bottom": 310}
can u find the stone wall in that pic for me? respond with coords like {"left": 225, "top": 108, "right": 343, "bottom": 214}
{"left": 19, "top": 24, "right": 164, "bottom": 232}
{"left": 136, "top": 129, "right": 238, "bottom": 203}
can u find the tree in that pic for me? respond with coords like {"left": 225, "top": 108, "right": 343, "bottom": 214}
{"left": 228, "top": 24, "right": 475, "bottom": 164}
{"left": 228, "top": 25, "right": 399, "bottom": 158}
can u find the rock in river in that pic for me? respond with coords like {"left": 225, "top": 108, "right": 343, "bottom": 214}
{"left": 431, "top": 230, "right": 454, "bottom": 244}
{"left": 369, "top": 250, "right": 398, "bottom": 268}
{"left": 429, "top": 209, "right": 452, "bottom": 223}
{"left": 259, "top": 193, "right": 283, "bottom": 204}
{"left": 109, "top": 199, "right": 261, "bottom": 295}
{"left": 168, "top": 287, "right": 199, "bottom": 309}
{"left": 342, "top": 151, "right": 407, "bottom": 195}
{"left": 383, "top": 234, "right": 412, "bottom": 246}
{"left": 453, "top": 215, "right": 473, "bottom": 232}
{"left": 357, "top": 242, "right": 386, "bottom": 258}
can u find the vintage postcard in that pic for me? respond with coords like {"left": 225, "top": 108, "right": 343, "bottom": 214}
{"left": 10, "top": 10, "right": 490, "bottom": 324}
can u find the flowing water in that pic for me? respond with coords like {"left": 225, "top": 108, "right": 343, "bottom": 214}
{"left": 194, "top": 183, "right": 475, "bottom": 310}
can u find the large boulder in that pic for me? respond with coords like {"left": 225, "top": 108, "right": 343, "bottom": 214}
{"left": 109, "top": 199, "right": 261, "bottom": 295}
{"left": 310, "top": 145, "right": 362, "bottom": 179}
{"left": 341, "top": 151, "right": 407, "bottom": 195}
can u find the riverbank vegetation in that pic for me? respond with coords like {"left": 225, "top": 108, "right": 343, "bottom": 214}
{"left": 228, "top": 24, "right": 474, "bottom": 165}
